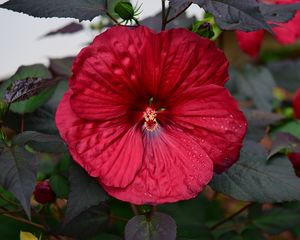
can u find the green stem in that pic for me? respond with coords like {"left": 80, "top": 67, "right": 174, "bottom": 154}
{"left": 106, "top": 11, "right": 121, "bottom": 25}
{"left": 210, "top": 203, "right": 254, "bottom": 230}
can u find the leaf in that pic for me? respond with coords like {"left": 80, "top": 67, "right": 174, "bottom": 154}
{"left": 0, "top": 140, "right": 38, "bottom": 218}
{"left": 20, "top": 231, "right": 38, "bottom": 240}
{"left": 271, "top": 120, "right": 300, "bottom": 139}
{"left": 193, "top": 0, "right": 271, "bottom": 32}
{"left": 0, "top": 0, "right": 107, "bottom": 21}
{"left": 267, "top": 59, "right": 300, "bottom": 92}
{"left": 268, "top": 132, "right": 300, "bottom": 159}
{"left": 252, "top": 206, "right": 300, "bottom": 235}
{"left": 210, "top": 141, "right": 300, "bottom": 202}
{"left": 25, "top": 80, "right": 69, "bottom": 134}
{"left": 125, "top": 212, "right": 177, "bottom": 240}
{"left": 63, "top": 163, "right": 108, "bottom": 225}
{"left": 58, "top": 205, "right": 109, "bottom": 238}
{"left": 12, "top": 131, "right": 66, "bottom": 153}
{"left": 0, "top": 64, "right": 55, "bottom": 114}
{"left": 41, "top": 22, "right": 83, "bottom": 38}
{"left": 177, "top": 224, "right": 213, "bottom": 240}
{"left": 49, "top": 57, "right": 74, "bottom": 77}
{"left": 243, "top": 109, "right": 283, "bottom": 141}
{"left": 4, "top": 77, "right": 57, "bottom": 104}
{"left": 140, "top": 11, "right": 196, "bottom": 32}
{"left": 231, "top": 65, "right": 276, "bottom": 112}
{"left": 241, "top": 229, "right": 266, "bottom": 240}
{"left": 49, "top": 175, "right": 69, "bottom": 198}
{"left": 259, "top": 3, "right": 300, "bottom": 23}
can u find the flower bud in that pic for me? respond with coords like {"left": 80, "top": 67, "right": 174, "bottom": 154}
{"left": 114, "top": 1, "right": 135, "bottom": 21}
{"left": 33, "top": 181, "right": 56, "bottom": 204}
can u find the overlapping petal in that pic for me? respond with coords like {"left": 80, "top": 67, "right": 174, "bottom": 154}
{"left": 235, "top": 30, "right": 264, "bottom": 58}
{"left": 169, "top": 84, "right": 247, "bottom": 173}
{"left": 56, "top": 91, "right": 144, "bottom": 188}
{"left": 102, "top": 128, "right": 213, "bottom": 204}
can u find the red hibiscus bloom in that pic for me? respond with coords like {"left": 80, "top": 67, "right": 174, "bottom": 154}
{"left": 56, "top": 26, "right": 247, "bottom": 204}
{"left": 294, "top": 88, "right": 300, "bottom": 118}
{"left": 236, "top": 0, "right": 300, "bottom": 58}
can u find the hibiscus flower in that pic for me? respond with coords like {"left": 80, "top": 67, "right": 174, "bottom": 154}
{"left": 236, "top": 0, "right": 300, "bottom": 58}
{"left": 56, "top": 26, "right": 247, "bottom": 204}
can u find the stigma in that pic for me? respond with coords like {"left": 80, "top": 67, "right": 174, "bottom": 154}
{"left": 143, "top": 107, "right": 158, "bottom": 132}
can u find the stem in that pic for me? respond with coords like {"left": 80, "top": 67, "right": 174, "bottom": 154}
{"left": 0, "top": 192, "right": 19, "bottom": 207}
{"left": 111, "top": 215, "right": 129, "bottom": 222}
{"left": 210, "top": 203, "right": 254, "bottom": 231}
{"left": 130, "top": 204, "right": 139, "bottom": 215}
{"left": 106, "top": 11, "right": 121, "bottom": 25}
{"left": 161, "top": 0, "right": 166, "bottom": 31}
{"left": 1, "top": 212, "right": 45, "bottom": 230}
{"left": 166, "top": 3, "right": 192, "bottom": 24}
{"left": 32, "top": 207, "right": 50, "bottom": 231}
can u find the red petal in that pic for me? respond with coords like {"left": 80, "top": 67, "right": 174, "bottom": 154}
{"left": 170, "top": 84, "right": 247, "bottom": 173}
{"left": 69, "top": 26, "right": 153, "bottom": 121}
{"left": 139, "top": 28, "right": 229, "bottom": 99}
{"left": 102, "top": 128, "right": 213, "bottom": 204}
{"left": 235, "top": 30, "right": 265, "bottom": 58}
{"left": 273, "top": 11, "right": 300, "bottom": 44}
{"left": 56, "top": 91, "right": 144, "bottom": 188}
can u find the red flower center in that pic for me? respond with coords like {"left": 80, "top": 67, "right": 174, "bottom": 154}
{"left": 143, "top": 107, "right": 158, "bottom": 132}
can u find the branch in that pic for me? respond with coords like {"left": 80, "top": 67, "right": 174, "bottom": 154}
{"left": 210, "top": 203, "right": 254, "bottom": 230}
{"left": 161, "top": 0, "right": 167, "bottom": 31}
{"left": 106, "top": 11, "right": 121, "bottom": 25}
{"left": 166, "top": 3, "right": 192, "bottom": 24}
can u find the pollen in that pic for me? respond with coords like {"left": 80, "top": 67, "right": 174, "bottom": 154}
{"left": 143, "top": 107, "right": 158, "bottom": 132}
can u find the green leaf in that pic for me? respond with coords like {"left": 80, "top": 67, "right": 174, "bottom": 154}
{"left": 217, "top": 230, "right": 242, "bottom": 240}
{"left": 0, "top": 215, "right": 43, "bottom": 239}
{"left": 125, "top": 212, "right": 177, "bottom": 240}
{"left": 63, "top": 163, "right": 108, "bottom": 225}
{"left": 49, "top": 175, "right": 69, "bottom": 198}
{"left": 58, "top": 205, "right": 109, "bottom": 238}
{"left": 177, "top": 224, "right": 213, "bottom": 240}
{"left": 210, "top": 141, "right": 300, "bottom": 202}
{"left": 0, "top": 0, "right": 107, "bottom": 21}
{"left": 241, "top": 229, "right": 266, "bottom": 240}
{"left": 0, "top": 64, "right": 55, "bottom": 114}
{"left": 0, "top": 140, "right": 38, "bottom": 219}
{"left": 252, "top": 206, "right": 300, "bottom": 235}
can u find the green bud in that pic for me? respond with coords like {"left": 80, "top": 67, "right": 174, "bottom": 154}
{"left": 114, "top": 1, "right": 135, "bottom": 21}
{"left": 192, "top": 13, "right": 222, "bottom": 40}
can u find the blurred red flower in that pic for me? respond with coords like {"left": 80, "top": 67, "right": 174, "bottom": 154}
{"left": 34, "top": 181, "right": 56, "bottom": 204}
{"left": 294, "top": 88, "right": 300, "bottom": 118}
{"left": 236, "top": 0, "right": 300, "bottom": 58}
{"left": 56, "top": 26, "right": 247, "bottom": 204}
{"left": 288, "top": 153, "right": 300, "bottom": 176}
